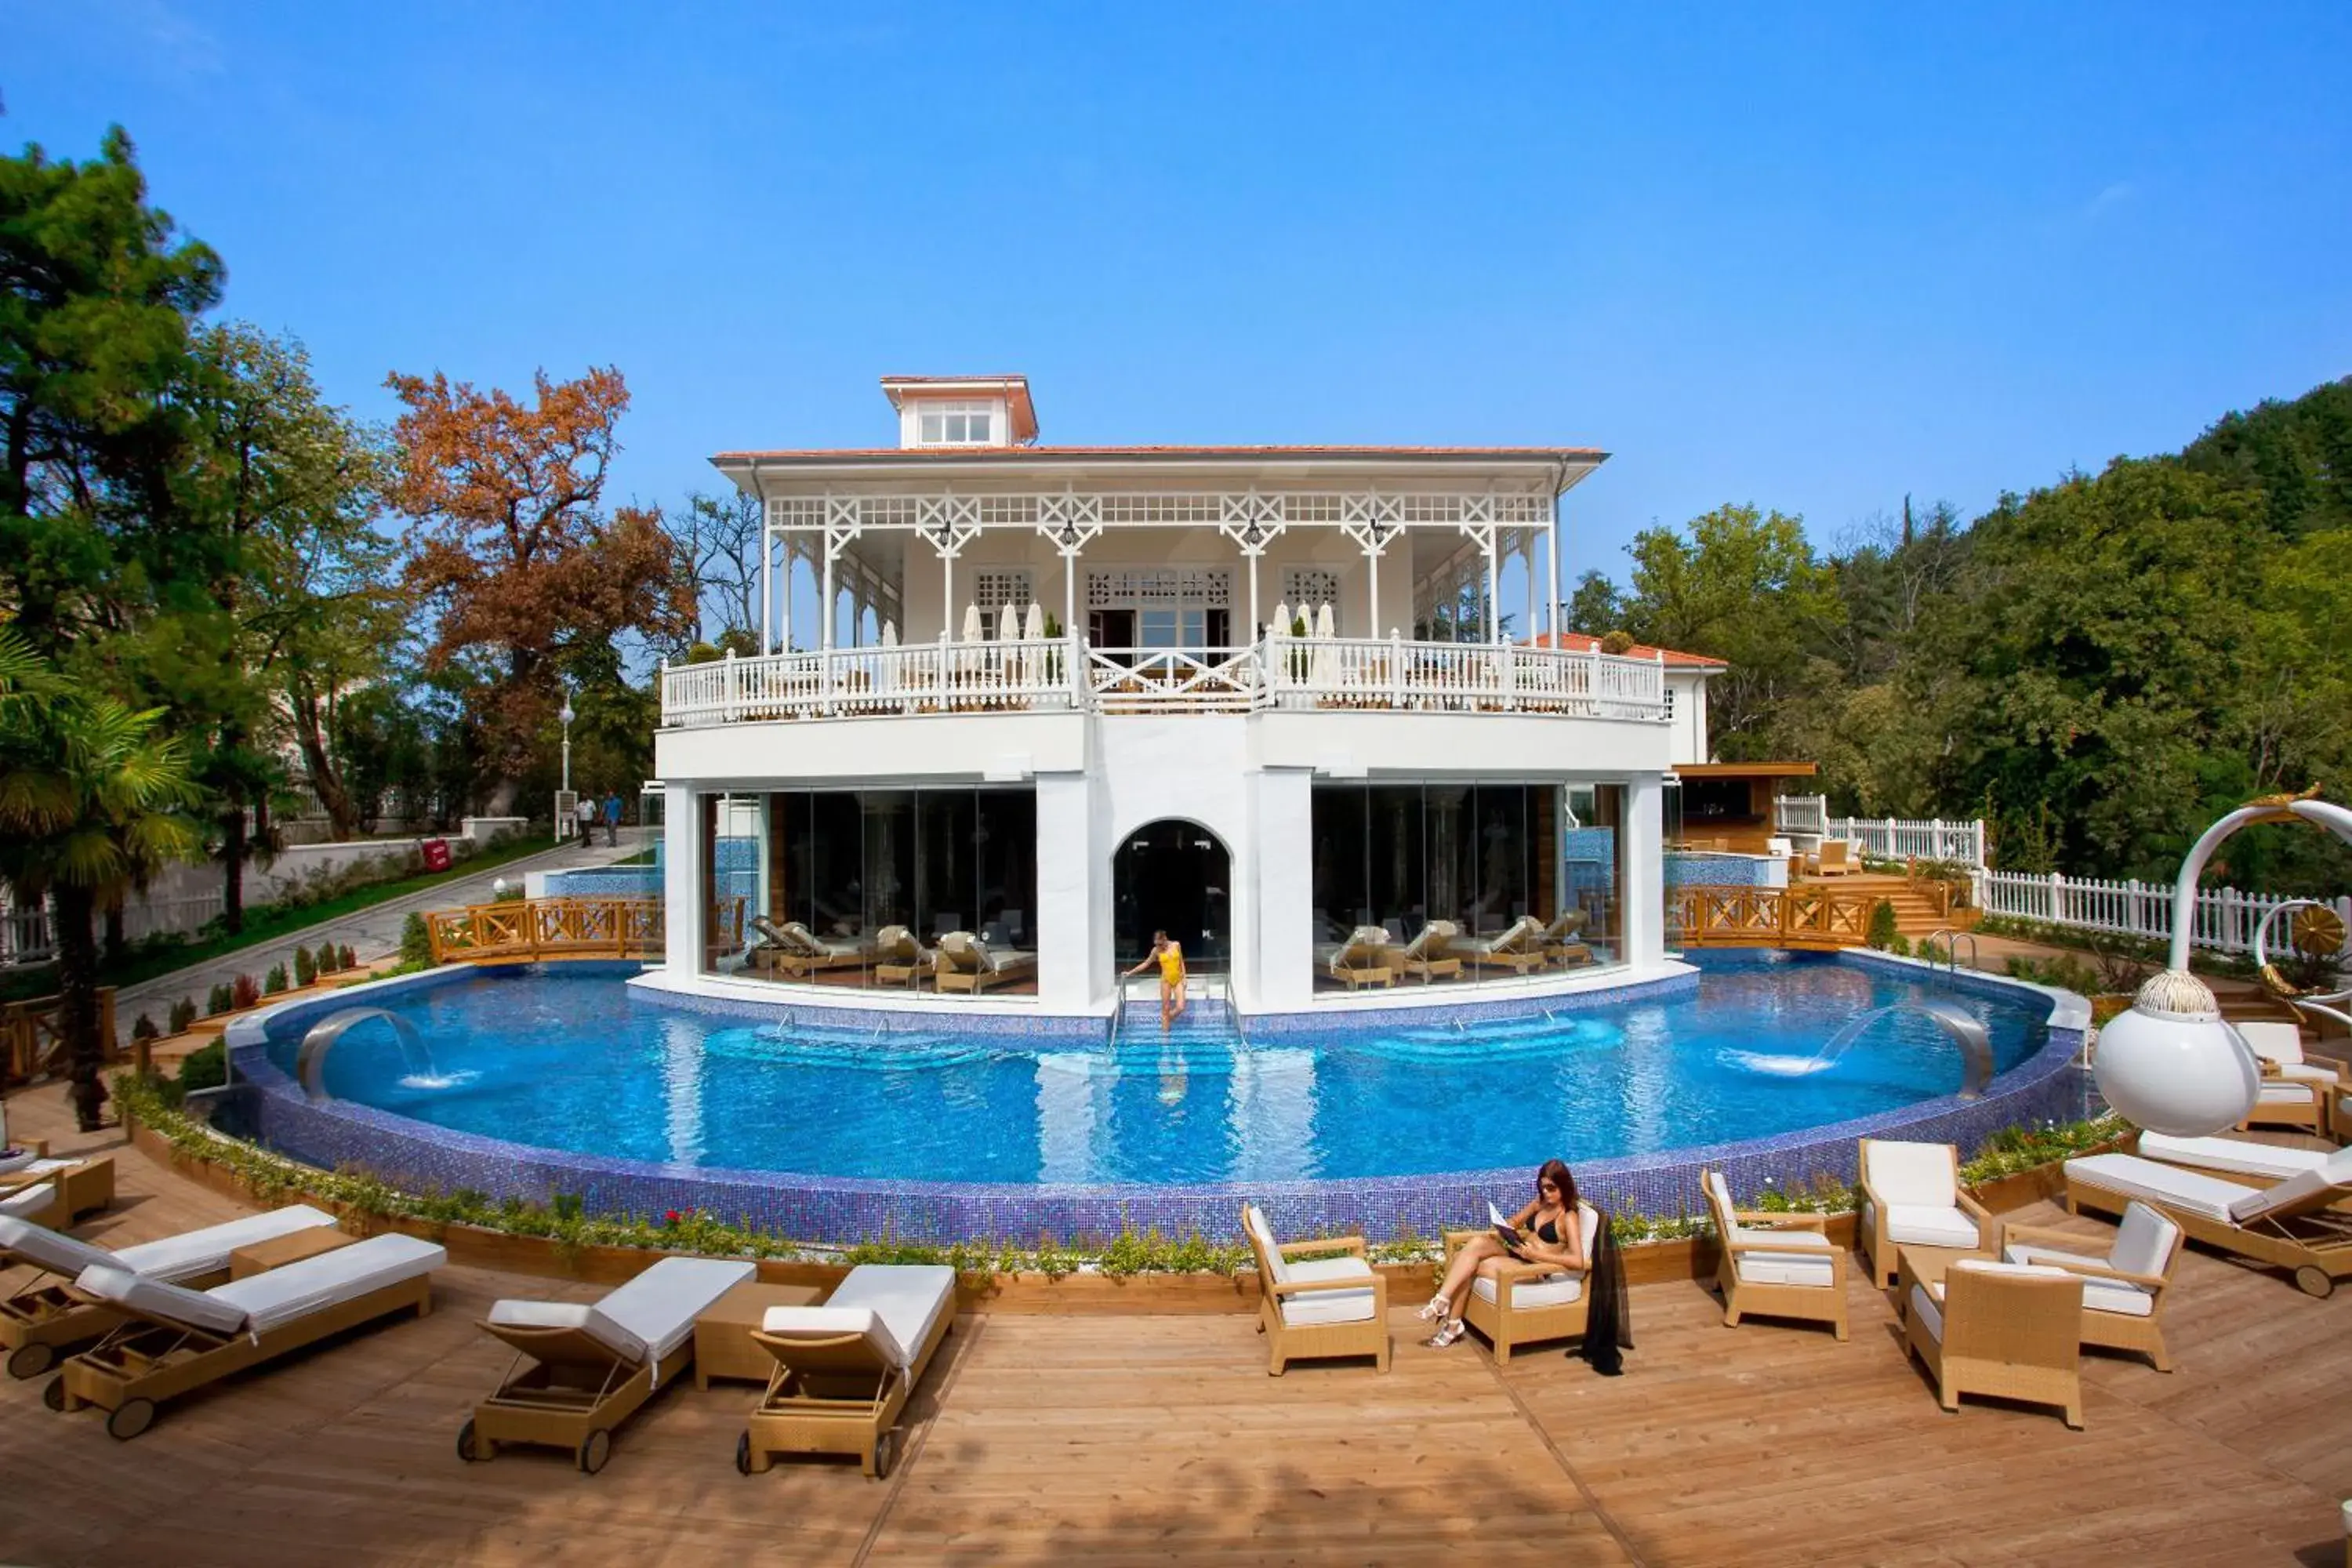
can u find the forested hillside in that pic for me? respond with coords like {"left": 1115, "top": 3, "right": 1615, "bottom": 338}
{"left": 1573, "top": 378, "right": 2352, "bottom": 891}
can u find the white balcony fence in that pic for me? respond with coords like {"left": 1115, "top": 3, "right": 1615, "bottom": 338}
{"left": 662, "top": 633, "right": 1670, "bottom": 728}
{"left": 1977, "top": 869, "right": 2352, "bottom": 959}
{"left": 1770, "top": 795, "right": 1827, "bottom": 836}
{"left": 1773, "top": 797, "right": 1987, "bottom": 868}
{"left": 0, "top": 891, "right": 225, "bottom": 968}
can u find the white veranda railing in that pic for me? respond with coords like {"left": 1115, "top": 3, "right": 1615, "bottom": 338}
{"left": 1976, "top": 870, "right": 2352, "bottom": 959}
{"left": 662, "top": 634, "right": 1670, "bottom": 728}
{"left": 1772, "top": 797, "right": 1987, "bottom": 868}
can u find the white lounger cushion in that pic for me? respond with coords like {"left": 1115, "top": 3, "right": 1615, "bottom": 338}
{"left": 1733, "top": 1249, "right": 1837, "bottom": 1287}
{"left": 2065, "top": 1152, "right": 2254, "bottom": 1225}
{"left": 0, "top": 1148, "right": 38, "bottom": 1176}
{"left": 0, "top": 1203, "right": 336, "bottom": 1285}
{"left": 492, "top": 1256, "right": 757, "bottom": 1369}
{"left": 111, "top": 1205, "right": 339, "bottom": 1283}
{"left": 760, "top": 1264, "right": 955, "bottom": 1374}
{"left": 2234, "top": 1145, "right": 2352, "bottom": 1222}
{"left": 209, "top": 1233, "right": 445, "bottom": 1334}
{"left": 1276, "top": 1256, "right": 1378, "bottom": 1326}
{"left": 2138, "top": 1133, "right": 2328, "bottom": 1182}
{"left": 75, "top": 1263, "right": 249, "bottom": 1335}
{"left": 0, "top": 1183, "right": 58, "bottom": 1224}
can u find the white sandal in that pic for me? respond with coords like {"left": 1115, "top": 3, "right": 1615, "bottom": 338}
{"left": 1424, "top": 1318, "right": 1468, "bottom": 1349}
{"left": 1415, "top": 1294, "right": 1451, "bottom": 1323}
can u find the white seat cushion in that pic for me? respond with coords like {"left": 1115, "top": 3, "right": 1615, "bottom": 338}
{"left": 2256, "top": 1081, "right": 2318, "bottom": 1105}
{"left": 1910, "top": 1282, "right": 1944, "bottom": 1343}
{"left": 821, "top": 1264, "right": 956, "bottom": 1369}
{"left": 2065, "top": 1152, "right": 2254, "bottom": 1225}
{"left": 2138, "top": 1133, "right": 2325, "bottom": 1182}
{"left": 1274, "top": 1256, "right": 1378, "bottom": 1327}
{"left": 1732, "top": 1249, "right": 1837, "bottom": 1287}
{"left": 759, "top": 1305, "right": 907, "bottom": 1370}
{"left": 205, "top": 1232, "right": 445, "bottom": 1335}
{"left": 2110, "top": 1201, "right": 2183, "bottom": 1280}
{"left": 2002, "top": 1246, "right": 2155, "bottom": 1316}
{"left": 1885, "top": 1204, "right": 1982, "bottom": 1249}
{"left": 1472, "top": 1271, "right": 1582, "bottom": 1308}
{"left": 1865, "top": 1142, "right": 1958, "bottom": 1207}
{"left": 1244, "top": 1205, "right": 1289, "bottom": 1285}
{"left": 0, "top": 1148, "right": 37, "bottom": 1176}
{"left": 593, "top": 1256, "right": 757, "bottom": 1364}
{"left": 2277, "top": 1063, "right": 2338, "bottom": 1086}
{"left": 74, "top": 1262, "right": 249, "bottom": 1335}
{"left": 111, "top": 1205, "right": 339, "bottom": 1283}
{"left": 1733, "top": 1224, "right": 1832, "bottom": 1250}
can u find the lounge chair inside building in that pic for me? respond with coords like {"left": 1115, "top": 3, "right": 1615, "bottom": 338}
{"left": 933, "top": 931, "right": 1037, "bottom": 993}
{"left": 1454, "top": 913, "right": 1549, "bottom": 975}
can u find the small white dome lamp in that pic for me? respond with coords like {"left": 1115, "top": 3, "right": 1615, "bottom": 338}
{"left": 2094, "top": 794, "right": 2352, "bottom": 1135}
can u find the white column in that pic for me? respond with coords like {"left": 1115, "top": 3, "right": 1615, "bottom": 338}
{"left": 1548, "top": 503, "right": 1563, "bottom": 638}
{"left": 1062, "top": 550, "right": 1077, "bottom": 641}
{"left": 760, "top": 518, "right": 773, "bottom": 655}
{"left": 1522, "top": 533, "right": 1535, "bottom": 645}
{"left": 1366, "top": 544, "right": 1380, "bottom": 636}
{"left": 778, "top": 539, "right": 793, "bottom": 653}
{"left": 662, "top": 783, "right": 702, "bottom": 976}
{"left": 1034, "top": 771, "right": 1094, "bottom": 1010}
{"left": 1484, "top": 543, "right": 1499, "bottom": 644}
{"left": 943, "top": 553, "right": 955, "bottom": 638}
{"left": 1625, "top": 775, "right": 1666, "bottom": 967}
{"left": 1250, "top": 768, "right": 1316, "bottom": 1011}
{"left": 820, "top": 541, "right": 837, "bottom": 652}
{"left": 1247, "top": 554, "right": 1260, "bottom": 642}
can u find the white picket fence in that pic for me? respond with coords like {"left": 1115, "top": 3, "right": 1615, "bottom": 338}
{"left": 1978, "top": 869, "right": 2352, "bottom": 958}
{"left": 1770, "top": 798, "right": 1988, "bottom": 868}
{"left": 0, "top": 891, "right": 227, "bottom": 967}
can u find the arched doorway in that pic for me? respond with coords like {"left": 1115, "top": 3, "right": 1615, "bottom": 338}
{"left": 1113, "top": 819, "right": 1232, "bottom": 971}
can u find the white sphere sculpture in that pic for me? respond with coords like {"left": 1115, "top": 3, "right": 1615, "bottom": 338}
{"left": 2092, "top": 969, "right": 2260, "bottom": 1134}
{"left": 490, "top": 877, "right": 514, "bottom": 902}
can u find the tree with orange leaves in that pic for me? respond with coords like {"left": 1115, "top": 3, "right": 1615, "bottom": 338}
{"left": 383, "top": 365, "right": 689, "bottom": 808}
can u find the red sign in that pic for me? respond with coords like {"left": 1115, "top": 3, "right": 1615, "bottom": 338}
{"left": 419, "top": 838, "right": 452, "bottom": 873}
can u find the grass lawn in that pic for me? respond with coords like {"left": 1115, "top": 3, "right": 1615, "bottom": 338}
{"left": 0, "top": 833, "right": 559, "bottom": 1005}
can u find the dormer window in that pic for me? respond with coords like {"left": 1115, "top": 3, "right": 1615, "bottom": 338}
{"left": 916, "top": 400, "right": 997, "bottom": 447}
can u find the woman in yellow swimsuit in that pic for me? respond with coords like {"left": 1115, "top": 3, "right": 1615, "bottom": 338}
{"left": 1123, "top": 929, "right": 1188, "bottom": 1029}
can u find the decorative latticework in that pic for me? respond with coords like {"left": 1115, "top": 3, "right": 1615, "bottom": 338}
{"left": 1086, "top": 568, "right": 1232, "bottom": 608}
{"left": 1283, "top": 568, "right": 1342, "bottom": 608}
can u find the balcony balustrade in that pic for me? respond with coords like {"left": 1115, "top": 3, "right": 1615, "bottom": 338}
{"left": 661, "top": 633, "right": 1668, "bottom": 728}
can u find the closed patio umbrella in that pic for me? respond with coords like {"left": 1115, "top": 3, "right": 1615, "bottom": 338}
{"left": 1312, "top": 602, "right": 1338, "bottom": 688}
{"left": 1022, "top": 602, "right": 1045, "bottom": 688}
{"left": 962, "top": 603, "right": 983, "bottom": 643}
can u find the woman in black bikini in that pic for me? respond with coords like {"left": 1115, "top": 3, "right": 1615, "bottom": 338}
{"left": 1419, "top": 1158, "right": 1587, "bottom": 1348}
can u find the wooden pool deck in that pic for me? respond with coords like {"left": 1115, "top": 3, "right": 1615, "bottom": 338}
{"left": 3, "top": 1086, "right": 2348, "bottom": 1566}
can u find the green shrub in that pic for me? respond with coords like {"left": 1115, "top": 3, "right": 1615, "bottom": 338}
{"left": 1889, "top": 933, "right": 1912, "bottom": 957}
{"left": 206, "top": 982, "right": 233, "bottom": 1016}
{"left": 131, "top": 1013, "right": 160, "bottom": 1040}
{"left": 169, "top": 996, "right": 198, "bottom": 1033}
{"left": 263, "top": 963, "right": 289, "bottom": 995}
{"left": 293, "top": 946, "right": 317, "bottom": 986}
{"left": 231, "top": 973, "right": 260, "bottom": 1010}
{"left": 399, "top": 913, "right": 432, "bottom": 967}
{"left": 339, "top": 942, "right": 358, "bottom": 971}
{"left": 176, "top": 1040, "right": 227, "bottom": 1096}
{"left": 1864, "top": 899, "right": 1899, "bottom": 950}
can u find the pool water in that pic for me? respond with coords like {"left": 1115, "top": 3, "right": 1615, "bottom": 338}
{"left": 267, "top": 953, "right": 2049, "bottom": 1185}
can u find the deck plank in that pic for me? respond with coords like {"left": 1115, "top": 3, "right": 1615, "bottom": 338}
{"left": 2, "top": 1084, "right": 2347, "bottom": 1565}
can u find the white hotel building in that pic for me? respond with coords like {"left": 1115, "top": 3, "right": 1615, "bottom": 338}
{"left": 651, "top": 375, "right": 1722, "bottom": 1017}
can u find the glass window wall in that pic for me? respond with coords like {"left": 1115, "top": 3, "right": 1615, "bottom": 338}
{"left": 702, "top": 786, "right": 1037, "bottom": 993}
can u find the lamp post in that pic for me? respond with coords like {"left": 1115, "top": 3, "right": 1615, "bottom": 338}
{"left": 558, "top": 695, "right": 575, "bottom": 838}
{"left": 2093, "top": 795, "right": 2352, "bottom": 1134}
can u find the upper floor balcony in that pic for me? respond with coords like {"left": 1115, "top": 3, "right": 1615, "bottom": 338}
{"left": 660, "top": 630, "right": 1668, "bottom": 728}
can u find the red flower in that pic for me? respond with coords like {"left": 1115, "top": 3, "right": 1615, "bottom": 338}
{"left": 662, "top": 1210, "right": 681, "bottom": 1225}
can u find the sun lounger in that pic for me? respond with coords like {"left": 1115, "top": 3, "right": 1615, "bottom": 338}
{"left": 1439, "top": 1201, "right": 1602, "bottom": 1362}
{"left": 462, "top": 1256, "right": 757, "bottom": 1473}
{"left": 1, "top": 1181, "right": 65, "bottom": 1232}
{"left": 753, "top": 916, "right": 873, "bottom": 977}
{"left": 50, "top": 1232, "right": 445, "bottom": 1438}
{"left": 933, "top": 931, "right": 1037, "bottom": 993}
{"left": 0, "top": 1202, "right": 338, "bottom": 1381}
{"left": 2002, "top": 1200, "right": 2185, "bottom": 1371}
{"left": 1904, "top": 1259, "right": 2084, "bottom": 1428}
{"left": 1317, "top": 926, "right": 1393, "bottom": 989}
{"left": 0, "top": 1155, "right": 114, "bottom": 1227}
{"left": 1241, "top": 1203, "right": 1388, "bottom": 1375}
{"left": 2136, "top": 1131, "right": 2345, "bottom": 1189}
{"left": 2063, "top": 1149, "right": 2352, "bottom": 1298}
{"left": 1540, "top": 909, "right": 1594, "bottom": 967}
{"left": 1857, "top": 1138, "right": 1991, "bottom": 1288}
{"left": 1385, "top": 920, "right": 1461, "bottom": 984}
{"left": 737, "top": 1263, "right": 958, "bottom": 1479}
{"left": 872, "top": 925, "right": 934, "bottom": 989}
{"left": 1700, "top": 1171, "right": 1849, "bottom": 1338}
{"left": 1454, "top": 913, "right": 1548, "bottom": 975}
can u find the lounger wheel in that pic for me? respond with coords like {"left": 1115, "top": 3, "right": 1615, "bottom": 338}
{"left": 42, "top": 1374, "right": 67, "bottom": 1412}
{"left": 2295, "top": 1265, "right": 2333, "bottom": 1299}
{"left": 7, "top": 1341, "right": 55, "bottom": 1380}
{"left": 734, "top": 1432, "right": 753, "bottom": 1476}
{"left": 578, "top": 1428, "right": 612, "bottom": 1475}
{"left": 456, "top": 1417, "right": 488, "bottom": 1463}
{"left": 106, "top": 1399, "right": 156, "bottom": 1442}
{"left": 871, "top": 1429, "right": 895, "bottom": 1480}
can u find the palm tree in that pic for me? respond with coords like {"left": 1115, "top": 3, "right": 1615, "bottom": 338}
{"left": 0, "top": 634, "right": 201, "bottom": 1129}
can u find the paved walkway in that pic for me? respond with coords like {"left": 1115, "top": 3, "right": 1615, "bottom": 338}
{"left": 112, "top": 829, "right": 654, "bottom": 1025}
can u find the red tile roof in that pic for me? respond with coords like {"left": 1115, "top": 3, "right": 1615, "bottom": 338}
{"left": 1523, "top": 630, "right": 1726, "bottom": 669}
{"left": 713, "top": 443, "right": 1608, "bottom": 463}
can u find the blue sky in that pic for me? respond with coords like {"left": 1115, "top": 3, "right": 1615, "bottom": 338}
{"left": 14, "top": 2, "right": 2351, "bottom": 625}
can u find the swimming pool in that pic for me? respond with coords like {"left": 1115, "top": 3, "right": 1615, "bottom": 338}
{"left": 259, "top": 951, "right": 2050, "bottom": 1187}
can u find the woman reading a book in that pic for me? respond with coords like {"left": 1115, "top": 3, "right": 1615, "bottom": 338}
{"left": 1418, "top": 1158, "right": 1587, "bottom": 1348}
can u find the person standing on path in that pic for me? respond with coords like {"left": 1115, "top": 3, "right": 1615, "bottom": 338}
{"left": 602, "top": 790, "right": 623, "bottom": 846}
{"left": 574, "top": 793, "right": 597, "bottom": 841}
